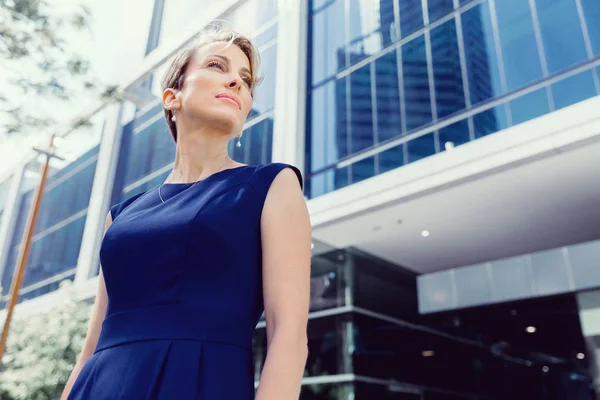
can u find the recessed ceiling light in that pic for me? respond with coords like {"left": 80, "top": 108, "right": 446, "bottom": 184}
{"left": 542, "top": 366, "right": 549, "bottom": 373}
{"left": 526, "top": 326, "right": 536, "bottom": 334}
{"left": 422, "top": 350, "right": 434, "bottom": 357}
{"left": 421, "top": 230, "right": 430, "bottom": 237}
{"left": 397, "top": 219, "right": 403, "bottom": 225}
{"left": 444, "top": 141, "right": 455, "bottom": 151}
{"left": 577, "top": 353, "right": 585, "bottom": 360}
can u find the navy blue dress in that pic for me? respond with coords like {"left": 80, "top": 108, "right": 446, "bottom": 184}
{"left": 67, "top": 163, "right": 302, "bottom": 400}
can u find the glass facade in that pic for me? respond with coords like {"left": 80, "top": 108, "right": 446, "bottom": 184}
{"left": 1, "top": 144, "right": 100, "bottom": 304}
{"left": 252, "top": 247, "right": 593, "bottom": 399}
{"left": 305, "top": 0, "right": 600, "bottom": 198}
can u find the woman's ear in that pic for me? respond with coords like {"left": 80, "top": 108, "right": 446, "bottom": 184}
{"left": 162, "top": 88, "right": 180, "bottom": 111}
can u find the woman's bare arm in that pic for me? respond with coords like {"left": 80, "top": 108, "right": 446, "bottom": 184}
{"left": 60, "top": 212, "right": 112, "bottom": 400}
{"left": 255, "top": 168, "right": 311, "bottom": 400}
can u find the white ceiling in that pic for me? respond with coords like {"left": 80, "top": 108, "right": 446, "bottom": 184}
{"left": 311, "top": 139, "right": 600, "bottom": 274}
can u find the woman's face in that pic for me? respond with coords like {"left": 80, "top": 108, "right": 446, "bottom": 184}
{"left": 170, "top": 42, "right": 254, "bottom": 136}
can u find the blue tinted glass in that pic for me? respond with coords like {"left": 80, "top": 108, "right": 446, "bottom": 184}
{"left": 473, "top": 104, "right": 509, "bottom": 138}
{"left": 311, "top": 0, "right": 346, "bottom": 84}
{"left": 255, "top": 23, "right": 277, "bottom": 48}
{"left": 431, "top": 19, "right": 466, "bottom": 118}
{"left": 552, "top": 70, "right": 598, "bottom": 110}
{"left": 402, "top": 35, "right": 433, "bottom": 130}
{"left": 375, "top": 51, "right": 402, "bottom": 141}
{"left": 312, "top": 0, "right": 327, "bottom": 11}
{"left": 348, "top": 0, "right": 396, "bottom": 66}
{"left": 510, "top": 88, "right": 550, "bottom": 125}
{"left": 379, "top": 143, "right": 405, "bottom": 173}
{"left": 439, "top": 119, "right": 470, "bottom": 150}
{"left": 399, "top": 0, "right": 424, "bottom": 37}
{"left": 581, "top": 0, "right": 600, "bottom": 56}
{"left": 310, "top": 79, "right": 348, "bottom": 172}
{"left": 242, "top": 118, "right": 274, "bottom": 165}
{"left": 462, "top": 2, "right": 504, "bottom": 104}
{"left": 495, "top": 0, "right": 543, "bottom": 91}
{"left": 407, "top": 132, "right": 436, "bottom": 163}
{"left": 536, "top": 0, "right": 587, "bottom": 74}
{"left": 351, "top": 156, "right": 376, "bottom": 184}
{"left": 428, "top": 0, "right": 454, "bottom": 23}
{"left": 252, "top": 44, "right": 276, "bottom": 115}
{"left": 460, "top": 0, "right": 474, "bottom": 4}
{"left": 349, "top": 64, "right": 374, "bottom": 153}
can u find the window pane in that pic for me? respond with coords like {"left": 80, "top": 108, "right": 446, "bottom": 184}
{"left": 510, "top": 88, "right": 550, "bottom": 125}
{"left": 439, "top": 119, "right": 470, "bottom": 151}
{"left": 311, "top": 0, "right": 346, "bottom": 84}
{"left": 309, "top": 80, "right": 348, "bottom": 172}
{"left": 473, "top": 104, "right": 509, "bottom": 138}
{"left": 581, "top": 0, "right": 600, "bottom": 56}
{"left": 402, "top": 35, "right": 433, "bottom": 130}
{"left": 431, "top": 19, "right": 466, "bottom": 119}
{"left": 462, "top": 2, "right": 504, "bottom": 104}
{"left": 399, "top": 0, "right": 424, "bottom": 37}
{"left": 244, "top": 118, "right": 274, "bottom": 165}
{"left": 407, "top": 132, "right": 436, "bottom": 163}
{"left": 378, "top": 144, "right": 405, "bottom": 173}
{"left": 495, "top": 0, "right": 543, "bottom": 91}
{"left": 536, "top": 0, "right": 588, "bottom": 74}
{"left": 351, "top": 156, "right": 376, "bottom": 184}
{"left": 552, "top": 70, "right": 598, "bottom": 110}
{"left": 375, "top": 50, "right": 402, "bottom": 141}
{"left": 251, "top": 44, "right": 276, "bottom": 116}
{"left": 349, "top": 64, "right": 374, "bottom": 154}
{"left": 348, "top": 0, "right": 397, "bottom": 66}
{"left": 428, "top": 0, "right": 454, "bottom": 23}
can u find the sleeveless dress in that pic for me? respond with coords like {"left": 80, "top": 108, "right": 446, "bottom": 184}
{"left": 67, "top": 163, "right": 303, "bottom": 400}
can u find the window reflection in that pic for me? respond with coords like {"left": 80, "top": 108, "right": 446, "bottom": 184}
{"left": 494, "top": 0, "right": 543, "bottom": 91}
{"left": 551, "top": 70, "right": 598, "bottom": 110}
{"left": 462, "top": 2, "right": 504, "bottom": 104}
{"left": 580, "top": 0, "right": 600, "bottom": 56}
{"left": 428, "top": 0, "right": 454, "bottom": 23}
{"left": 402, "top": 35, "right": 433, "bottom": 131}
{"left": 347, "top": 0, "right": 397, "bottom": 66}
{"left": 407, "top": 132, "right": 436, "bottom": 163}
{"left": 439, "top": 119, "right": 470, "bottom": 151}
{"left": 510, "top": 88, "right": 550, "bottom": 125}
{"left": 399, "top": 0, "right": 424, "bottom": 37}
{"left": 311, "top": 0, "right": 346, "bottom": 84}
{"left": 430, "top": 19, "right": 466, "bottom": 119}
{"left": 252, "top": 44, "right": 277, "bottom": 116}
{"left": 349, "top": 64, "right": 374, "bottom": 154}
{"left": 375, "top": 50, "right": 402, "bottom": 141}
{"left": 536, "top": 0, "right": 588, "bottom": 74}
{"left": 473, "top": 104, "right": 508, "bottom": 139}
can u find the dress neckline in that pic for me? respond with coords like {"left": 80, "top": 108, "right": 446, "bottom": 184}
{"left": 161, "top": 165, "right": 249, "bottom": 186}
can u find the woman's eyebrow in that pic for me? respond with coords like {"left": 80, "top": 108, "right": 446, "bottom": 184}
{"left": 207, "top": 54, "right": 251, "bottom": 76}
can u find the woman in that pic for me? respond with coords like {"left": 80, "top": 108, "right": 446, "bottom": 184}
{"left": 61, "top": 26, "right": 311, "bottom": 400}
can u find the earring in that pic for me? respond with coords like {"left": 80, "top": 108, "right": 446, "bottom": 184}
{"left": 171, "top": 111, "right": 176, "bottom": 122}
{"left": 236, "top": 135, "right": 242, "bottom": 148}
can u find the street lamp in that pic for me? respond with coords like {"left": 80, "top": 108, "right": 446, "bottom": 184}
{"left": 0, "top": 134, "right": 65, "bottom": 366}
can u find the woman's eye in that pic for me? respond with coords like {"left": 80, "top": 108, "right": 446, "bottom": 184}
{"left": 207, "top": 61, "right": 225, "bottom": 70}
{"left": 243, "top": 77, "right": 252, "bottom": 88}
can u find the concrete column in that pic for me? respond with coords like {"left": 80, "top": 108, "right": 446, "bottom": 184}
{"left": 0, "top": 165, "right": 26, "bottom": 292}
{"left": 75, "top": 103, "right": 125, "bottom": 286}
{"left": 271, "top": 0, "right": 308, "bottom": 173}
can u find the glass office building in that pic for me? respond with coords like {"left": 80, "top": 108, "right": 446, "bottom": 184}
{"left": 1, "top": 0, "right": 600, "bottom": 398}
{"left": 306, "top": 0, "right": 600, "bottom": 198}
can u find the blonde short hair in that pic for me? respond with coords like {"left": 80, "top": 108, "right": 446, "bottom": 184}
{"left": 160, "top": 24, "right": 261, "bottom": 143}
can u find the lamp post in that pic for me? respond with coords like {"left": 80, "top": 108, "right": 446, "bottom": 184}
{"left": 0, "top": 133, "right": 64, "bottom": 365}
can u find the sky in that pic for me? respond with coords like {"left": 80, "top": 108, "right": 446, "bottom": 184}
{"left": 0, "top": 0, "right": 153, "bottom": 179}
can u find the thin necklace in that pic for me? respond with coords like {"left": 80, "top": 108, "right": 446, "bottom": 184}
{"left": 158, "top": 158, "right": 234, "bottom": 204}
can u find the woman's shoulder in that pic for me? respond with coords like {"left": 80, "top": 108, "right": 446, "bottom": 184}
{"left": 249, "top": 162, "right": 303, "bottom": 191}
{"left": 109, "top": 191, "right": 147, "bottom": 221}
